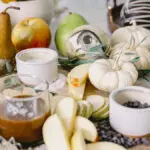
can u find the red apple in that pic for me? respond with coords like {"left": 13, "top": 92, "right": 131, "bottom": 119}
{"left": 11, "top": 17, "right": 51, "bottom": 51}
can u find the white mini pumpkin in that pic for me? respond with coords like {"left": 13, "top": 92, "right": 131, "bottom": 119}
{"left": 89, "top": 59, "right": 138, "bottom": 93}
{"left": 111, "top": 23, "right": 150, "bottom": 50}
{"left": 109, "top": 42, "right": 150, "bottom": 70}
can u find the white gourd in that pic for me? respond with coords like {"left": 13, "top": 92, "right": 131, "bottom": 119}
{"left": 109, "top": 42, "right": 150, "bottom": 70}
{"left": 89, "top": 59, "right": 138, "bottom": 93}
{"left": 111, "top": 22, "right": 150, "bottom": 50}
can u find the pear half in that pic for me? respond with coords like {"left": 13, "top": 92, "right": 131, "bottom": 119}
{"left": 86, "top": 142, "right": 127, "bottom": 150}
{"left": 43, "top": 114, "right": 71, "bottom": 150}
{"left": 56, "top": 97, "right": 77, "bottom": 137}
{"left": 75, "top": 116, "right": 98, "bottom": 142}
{"left": 71, "top": 130, "right": 86, "bottom": 150}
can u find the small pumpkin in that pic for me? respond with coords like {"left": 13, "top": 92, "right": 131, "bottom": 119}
{"left": 89, "top": 59, "right": 138, "bottom": 93}
{"left": 109, "top": 42, "right": 150, "bottom": 70}
{"left": 111, "top": 22, "right": 150, "bottom": 50}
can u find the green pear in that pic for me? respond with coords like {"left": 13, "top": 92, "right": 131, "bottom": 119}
{"left": 60, "top": 13, "right": 88, "bottom": 26}
{"left": 55, "top": 13, "right": 88, "bottom": 57}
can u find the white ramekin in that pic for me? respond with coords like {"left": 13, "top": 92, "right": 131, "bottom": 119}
{"left": 109, "top": 86, "right": 150, "bottom": 137}
{"left": 16, "top": 48, "right": 58, "bottom": 84}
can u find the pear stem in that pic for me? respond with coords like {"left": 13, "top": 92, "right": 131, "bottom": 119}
{"left": 3, "top": 6, "right": 20, "bottom": 13}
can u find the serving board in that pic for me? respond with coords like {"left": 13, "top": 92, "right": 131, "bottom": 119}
{"left": 0, "top": 70, "right": 149, "bottom": 150}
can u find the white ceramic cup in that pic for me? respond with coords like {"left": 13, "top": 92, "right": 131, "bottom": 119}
{"left": 16, "top": 48, "right": 58, "bottom": 84}
{"left": 109, "top": 86, "right": 150, "bottom": 137}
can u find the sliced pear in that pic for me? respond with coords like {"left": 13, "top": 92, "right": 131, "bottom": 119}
{"left": 92, "top": 100, "right": 109, "bottom": 118}
{"left": 50, "top": 95, "right": 66, "bottom": 114}
{"left": 86, "top": 95, "right": 105, "bottom": 112}
{"left": 69, "top": 63, "right": 90, "bottom": 86}
{"left": 86, "top": 142, "right": 127, "bottom": 150}
{"left": 75, "top": 116, "right": 98, "bottom": 142}
{"left": 71, "top": 130, "right": 86, "bottom": 150}
{"left": 68, "top": 74, "right": 87, "bottom": 100}
{"left": 43, "top": 114, "right": 71, "bottom": 150}
{"left": 56, "top": 97, "right": 77, "bottom": 137}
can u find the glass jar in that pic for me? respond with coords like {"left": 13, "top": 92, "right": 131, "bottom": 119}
{"left": 0, "top": 74, "right": 50, "bottom": 144}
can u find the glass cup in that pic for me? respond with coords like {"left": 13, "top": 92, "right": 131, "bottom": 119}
{"left": 0, "top": 74, "right": 50, "bottom": 144}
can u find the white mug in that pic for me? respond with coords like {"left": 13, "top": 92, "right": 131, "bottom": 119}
{"left": 16, "top": 48, "right": 58, "bottom": 84}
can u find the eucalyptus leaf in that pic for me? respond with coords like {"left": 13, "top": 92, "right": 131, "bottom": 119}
{"left": 88, "top": 44, "right": 104, "bottom": 52}
{"left": 5, "top": 61, "right": 13, "bottom": 73}
{"left": 130, "top": 56, "right": 140, "bottom": 63}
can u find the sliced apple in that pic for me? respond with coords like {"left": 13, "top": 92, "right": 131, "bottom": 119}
{"left": 69, "top": 64, "right": 90, "bottom": 87}
{"left": 86, "top": 142, "right": 127, "bottom": 150}
{"left": 43, "top": 114, "right": 71, "bottom": 150}
{"left": 56, "top": 97, "right": 77, "bottom": 137}
{"left": 50, "top": 95, "right": 66, "bottom": 114}
{"left": 68, "top": 74, "right": 87, "bottom": 100}
{"left": 86, "top": 95, "right": 105, "bottom": 113}
{"left": 75, "top": 116, "right": 98, "bottom": 142}
{"left": 92, "top": 100, "right": 109, "bottom": 119}
{"left": 71, "top": 130, "right": 86, "bottom": 150}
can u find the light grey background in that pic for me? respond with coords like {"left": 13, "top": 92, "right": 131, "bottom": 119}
{"left": 66, "top": 0, "right": 125, "bottom": 34}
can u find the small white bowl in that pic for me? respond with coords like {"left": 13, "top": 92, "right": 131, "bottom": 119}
{"left": 109, "top": 86, "right": 150, "bottom": 137}
{"left": 16, "top": 48, "right": 58, "bottom": 84}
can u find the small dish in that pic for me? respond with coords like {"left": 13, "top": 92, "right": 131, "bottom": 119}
{"left": 109, "top": 86, "right": 150, "bottom": 137}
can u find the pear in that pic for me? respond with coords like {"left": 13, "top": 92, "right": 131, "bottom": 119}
{"left": 55, "top": 13, "right": 88, "bottom": 57}
{"left": 0, "top": 6, "right": 19, "bottom": 74}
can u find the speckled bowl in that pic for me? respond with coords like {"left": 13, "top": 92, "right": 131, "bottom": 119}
{"left": 109, "top": 86, "right": 150, "bottom": 137}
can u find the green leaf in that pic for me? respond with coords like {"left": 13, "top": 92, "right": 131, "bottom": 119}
{"left": 88, "top": 44, "right": 104, "bottom": 52}
{"left": 130, "top": 56, "right": 140, "bottom": 63}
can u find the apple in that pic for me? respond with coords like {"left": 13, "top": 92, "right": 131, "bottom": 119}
{"left": 56, "top": 97, "right": 77, "bottom": 137}
{"left": 71, "top": 130, "right": 86, "bottom": 150}
{"left": 55, "top": 13, "right": 88, "bottom": 57}
{"left": 92, "top": 100, "right": 109, "bottom": 120}
{"left": 75, "top": 116, "right": 98, "bottom": 142}
{"left": 12, "top": 17, "right": 51, "bottom": 51}
{"left": 86, "top": 142, "right": 127, "bottom": 150}
{"left": 86, "top": 95, "right": 105, "bottom": 113}
{"left": 43, "top": 114, "right": 71, "bottom": 150}
{"left": 77, "top": 101, "right": 93, "bottom": 118}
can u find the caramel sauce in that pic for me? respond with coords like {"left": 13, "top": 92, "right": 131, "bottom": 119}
{"left": 0, "top": 95, "right": 50, "bottom": 143}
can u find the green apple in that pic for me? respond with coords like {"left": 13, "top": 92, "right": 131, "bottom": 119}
{"left": 77, "top": 101, "right": 93, "bottom": 118}
{"left": 86, "top": 142, "right": 127, "bottom": 150}
{"left": 92, "top": 100, "right": 109, "bottom": 120}
{"left": 43, "top": 114, "right": 71, "bottom": 150}
{"left": 86, "top": 95, "right": 105, "bottom": 113}
{"left": 71, "top": 130, "right": 86, "bottom": 150}
{"left": 56, "top": 97, "right": 77, "bottom": 137}
{"left": 55, "top": 13, "right": 88, "bottom": 57}
{"left": 75, "top": 116, "right": 98, "bottom": 142}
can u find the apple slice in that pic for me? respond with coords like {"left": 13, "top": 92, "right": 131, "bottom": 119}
{"left": 69, "top": 64, "right": 90, "bottom": 87}
{"left": 92, "top": 100, "right": 109, "bottom": 119}
{"left": 50, "top": 95, "right": 66, "bottom": 114}
{"left": 68, "top": 74, "right": 87, "bottom": 100}
{"left": 75, "top": 116, "right": 98, "bottom": 142}
{"left": 56, "top": 97, "right": 77, "bottom": 137}
{"left": 86, "top": 142, "right": 126, "bottom": 150}
{"left": 43, "top": 114, "right": 71, "bottom": 150}
{"left": 86, "top": 95, "right": 105, "bottom": 113}
{"left": 71, "top": 130, "right": 86, "bottom": 150}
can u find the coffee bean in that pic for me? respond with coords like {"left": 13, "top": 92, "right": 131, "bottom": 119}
{"left": 95, "top": 118, "right": 150, "bottom": 148}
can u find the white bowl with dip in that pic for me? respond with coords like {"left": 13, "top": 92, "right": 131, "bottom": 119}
{"left": 16, "top": 48, "right": 58, "bottom": 84}
{"left": 109, "top": 86, "right": 150, "bottom": 137}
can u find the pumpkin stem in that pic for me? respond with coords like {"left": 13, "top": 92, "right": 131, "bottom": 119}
{"left": 130, "top": 20, "right": 137, "bottom": 27}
